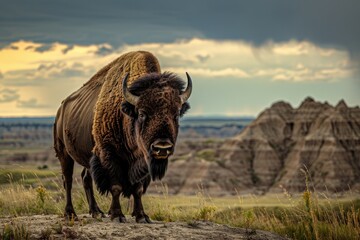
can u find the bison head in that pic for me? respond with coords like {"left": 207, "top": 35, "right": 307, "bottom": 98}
{"left": 121, "top": 72, "right": 192, "bottom": 180}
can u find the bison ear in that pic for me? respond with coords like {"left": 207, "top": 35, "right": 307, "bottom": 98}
{"left": 121, "top": 102, "right": 136, "bottom": 118}
{"left": 180, "top": 102, "right": 190, "bottom": 117}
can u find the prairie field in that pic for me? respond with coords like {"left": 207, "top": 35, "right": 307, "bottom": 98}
{"left": 0, "top": 164, "right": 359, "bottom": 240}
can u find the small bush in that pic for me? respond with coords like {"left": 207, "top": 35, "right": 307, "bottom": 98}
{"left": 36, "top": 186, "right": 47, "bottom": 207}
{"left": 152, "top": 208, "right": 168, "bottom": 221}
{"left": 197, "top": 205, "right": 217, "bottom": 221}
{"left": 2, "top": 222, "right": 30, "bottom": 240}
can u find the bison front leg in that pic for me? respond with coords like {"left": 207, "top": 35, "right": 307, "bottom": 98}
{"left": 109, "top": 185, "right": 127, "bottom": 223}
{"left": 132, "top": 185, "right": 152, "bottom": 223}
{"left": 90, "top": 152, "right": 126, "bottom": 222}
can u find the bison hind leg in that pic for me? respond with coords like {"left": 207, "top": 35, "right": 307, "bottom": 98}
{"left": 90, "top": 154, "right": 111, "bottom": 195}
{"left": 81, "top": 168, "right": 105, "bottom": 218}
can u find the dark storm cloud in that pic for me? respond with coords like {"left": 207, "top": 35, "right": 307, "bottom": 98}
{"left": 0, "top": 0, "right": 359, "bottom": 62}
{"left": 0, "top": 0, "right": 203, "bottom": 46}
{"left": 95, "top": 45, "right": 114, "bottom": 56}
{"left": 34, "top": 44, "right": 53, "bottom": 53}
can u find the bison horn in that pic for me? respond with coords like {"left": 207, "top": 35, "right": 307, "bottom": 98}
{"left": 122, "top": 73, "right": 139, "bottom": 105}
{"left": 180, "top": 72, "right": 192, "bottom": 104}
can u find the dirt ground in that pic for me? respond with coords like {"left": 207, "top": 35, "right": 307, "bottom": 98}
{"left": 0, "top": 214, "right": 289, "bottom": 240}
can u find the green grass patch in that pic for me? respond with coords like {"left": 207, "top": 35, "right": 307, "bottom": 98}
{"left": 0, "top": 168, "right": 57, "bottom": 185}
{"left": 195, "top": 149, "right": 216, "bottom": 162}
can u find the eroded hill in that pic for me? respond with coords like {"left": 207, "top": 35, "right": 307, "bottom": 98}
{"left": 156, "top": 98, "right": 360, "bottom": 195}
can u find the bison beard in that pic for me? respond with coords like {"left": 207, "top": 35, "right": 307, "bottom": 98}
{"left": 149, "top": 157, "right": 168, "bottom": 181}
{"left": 90, "top": 153, "right": 168, "bottom": 196}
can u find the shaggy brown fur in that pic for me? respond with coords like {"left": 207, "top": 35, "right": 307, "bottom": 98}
{"left": 93, "top": 51, "right": 161, "bottom": 151}
{"left": 54, "top": 51, "right": 191, "bottom": 223}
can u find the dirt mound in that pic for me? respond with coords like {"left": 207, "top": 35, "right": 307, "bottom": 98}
{"left": 0, "top": 215, "right": 287, "bottom": 240}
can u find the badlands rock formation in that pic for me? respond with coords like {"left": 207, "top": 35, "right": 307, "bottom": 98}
{"left": 219, "top": 97, "right": 360, "bottom": 194}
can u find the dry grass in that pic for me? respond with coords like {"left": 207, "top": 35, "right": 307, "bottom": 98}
{"left": 0, "top": 168, "right": 57, "bottom": 185}
{"left": 0, "top": 168, "right": 359, "bottom": 240}
{"left": 1, "top": 222, "right": 30, "bottom": 240}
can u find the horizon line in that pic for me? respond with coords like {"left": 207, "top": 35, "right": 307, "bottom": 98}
{"left": 0, "top": 115, "right": 256, "bottom": 119}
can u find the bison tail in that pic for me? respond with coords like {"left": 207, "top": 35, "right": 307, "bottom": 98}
{"left": 90, "top": 154, "right": 111, "bottom": 195}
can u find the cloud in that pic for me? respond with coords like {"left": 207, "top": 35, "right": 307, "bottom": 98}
{"left": 0, "top": 38, "right": 354, "bottom": 87}
{"left": 0, "top": 40, "right": 110, "bottom": 73}
{"left": 122, "top": 38, "right": 353, "bottom": 82}
{"left": 165, "top": 67, "right": 250, "bottom": 78}
{"left": 0, "top": 88, "right": 20, "bottom": 103}
{"left": 94, "top": 44, "right": 114, "bottom": 56}
{"left": 0, "top": 38, "right": 356, "bottom": 116}
{"left": 1, "top": 1, "right": 360, "bottom": 59}
{"left": 0, "top": 41, "right": 106, "bottom": 86}
{"left": 16, "top": 98, "right": 47, "bottom": 108}
{"left": 34, "top": 43, "right": 53, "bottom": 53}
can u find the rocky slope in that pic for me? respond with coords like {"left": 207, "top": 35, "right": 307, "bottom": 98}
{"left": 218, "top": 98, "right": 360, "bottom": 194}
{"left": 153, "top": 98, "right": 360, "bottom": 195}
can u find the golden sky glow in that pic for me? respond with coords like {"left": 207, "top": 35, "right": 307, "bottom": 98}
{"left": 0, "top": 38, "right": 356, "bottom": 117}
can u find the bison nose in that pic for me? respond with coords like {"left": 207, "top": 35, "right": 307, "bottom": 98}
{"left": 151, "top": 139, "right": 174, "bottom": 159}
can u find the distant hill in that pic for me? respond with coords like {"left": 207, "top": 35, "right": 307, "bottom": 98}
{"left": 0, "top": 116, "right": 253, "bottom": 145}
{"left": 0, "top": 116, "right": 253, "bottom": 164}
{"left": 0, "top": 116, "right": 252, "bottom": 127}
{"left": 179, "top": 117, "right": 253, "bottom": 139}
{"left": 0, "top": 117, "right": 55, "bottom": 124}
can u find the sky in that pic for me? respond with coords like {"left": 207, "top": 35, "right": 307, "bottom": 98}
{"left": 0, "top": 0, "right": 359, "bottom": 117}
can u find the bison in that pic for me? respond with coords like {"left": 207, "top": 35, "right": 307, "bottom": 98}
{"left": 54, "top": 51, "right": 192, "bottom": 223}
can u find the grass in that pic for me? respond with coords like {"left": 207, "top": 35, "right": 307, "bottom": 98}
{"left": 195, "top": 149, "right": 216, "bottom": 162}
{"left": 0, "top": 168, "right": 57, "bottom": 185}
{"left": 1, "top": 222, "right": 30, "bottom": 240}
{"left": 0, "top": 168, "right": 359, "bottom": 240}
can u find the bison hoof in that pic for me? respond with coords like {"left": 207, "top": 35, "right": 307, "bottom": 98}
{"left": 90, "top": 207, "right": 105, "bottom": 218}
{"left": 136, "top": 215, "right": 152, "bottom": 224}
{"left": 91, "top": 211, "right": 106, "bottom": 219}
{"left": 119, "top": 216, "right": 127, "bottom": 223}
{"left": 110, "top": 213, "right": 127, "bottom": 223}
{"left": 64, "top": 212, "right": 78, "bottom": 221}
{"left": 109, "top": 209, "right": 126, "bottom": 222}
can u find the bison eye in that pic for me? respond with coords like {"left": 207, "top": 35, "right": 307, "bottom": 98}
{"left": 138, "top": 111, "right": 147, "bottom": 122}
